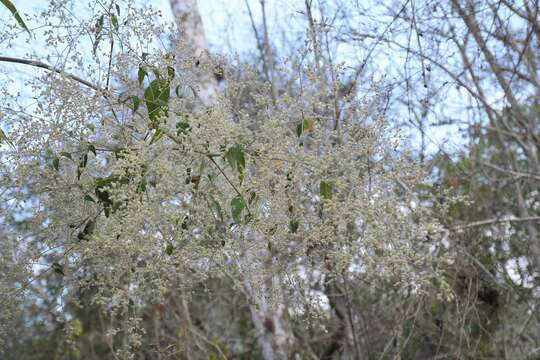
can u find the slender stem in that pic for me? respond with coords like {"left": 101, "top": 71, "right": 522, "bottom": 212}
{"left": 207, "top": 156, "right": 252, "bottom": 216}
{"left": 106, "top": 38, "right": 115, "bottom": 91}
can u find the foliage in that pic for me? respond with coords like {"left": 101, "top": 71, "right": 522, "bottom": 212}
{"left": 0, "top": 0, "right": 29, "bottom": 33}
{"left": 2, "top": 0, "right": 515, "bottom": 359}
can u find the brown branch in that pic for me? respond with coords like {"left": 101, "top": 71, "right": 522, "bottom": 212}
{"left": 0, "top": 56, "right": 104, "bottom": 93}
{"left": 452, "top": 216, "right": 540, "bottom": 230}
{"left": 481, "top": 161, "right": 540, "bottom": 181}
{"left": 450, "top": 0, "right": 538, "bottom": 144}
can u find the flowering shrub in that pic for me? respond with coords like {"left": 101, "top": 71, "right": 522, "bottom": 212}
{"left": 0, "top": 1, "right": 452, "bottom": 358}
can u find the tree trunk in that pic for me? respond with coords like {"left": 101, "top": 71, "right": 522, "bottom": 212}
{"left": 169, "top": 0, "right": 218, "bottom": 105}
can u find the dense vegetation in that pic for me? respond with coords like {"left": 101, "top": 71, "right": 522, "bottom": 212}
{"left": 1, "top": 0, "right": 539, "bottom": 359}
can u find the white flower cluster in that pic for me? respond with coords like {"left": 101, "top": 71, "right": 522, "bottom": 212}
{"left": 0, "top": 0, "right": 453, "bottom": 356}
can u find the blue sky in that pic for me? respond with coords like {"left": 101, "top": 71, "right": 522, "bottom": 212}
{"left": 157, "top": 0, "right": 306, "bottom": 55}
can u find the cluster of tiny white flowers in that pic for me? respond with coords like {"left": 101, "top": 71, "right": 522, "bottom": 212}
{"left": 0, "top": 0, "right": 454, "bottom": 355}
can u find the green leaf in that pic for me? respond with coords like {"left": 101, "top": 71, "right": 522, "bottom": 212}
{"left": 167, "top": 66, "right": 175, "bottom": 81}
{"left": 79, "top": 153, "right": 88, "bottom": 169}
{"left": 52, "top": 157, "right": 60, "bottom": 171}
{"left": 92, "top": 34, "right": 102, "bottom": 55}
{"left": 165, "top": 243, "right": 174, "bottom": 255}
{"left": 224, "top": 144, "right": 245, "bottom": 183}
{"left": 95, "top": 176, "right": 117, "bottom": 205}
{"left": 95, "top": 14, "right": 104, "bottom": 33}
{"left": 60, "top": 151, "right": 72, "bottom": 160}
{"left": 95, "top": 189, "right": 112, "bottom": 206}
{"left": 208, "top": 195, "right": 223, "bottom": 222}
{"left": 110, "top": 14, "right": 119, "bottom": 31}
{"left": 84, "top": 194, "right": 95, "bottom": 202}
{"left": 131, "top": 95, "right": 140, "bottom": 112}
{"left": 181, "top": 216, "right": 189, "bottom": 230}
{"left": 320, "top": 180, "right": 333, "bottom": 200}
{"left": 137, "top": 178, "right": 147, "bottom": 193}
{"left": 0, "top": 128, "right": 6, "bottom": 143}
{"left": 87, "top": 143, "right": 96, "bottom": 156}
{"left": 52, "top": 262, "right": 64, "bottom": 276}
{"left": 1, "top": 0, "right": 30, "bottom": 33}
{"left": 77, "top": 219, "right": 95, "bottom": 241}
{"left": 248, "top": 191, "right": 258, "bottom": 205}
{"left": 230, "top": 196, "right": 245, "bottom": 224}
{"left": 289, "top": 219, "right": 299, "bottom": 233}
{"left": 296, "top": 119, "right": 314, "bottom": 137}
{"left": 138, "top": 66, "right": 147, "bottom": 86}
{"left": 144, "top": 78, "right": 170, "bottom": 127}
{"left": 176, "top": 120, "right": 191, "bottom": 136}
{"left": 296, "top": 122, "right": 303, "bottom": 138}
{"left": 225, "top": 144, "right": 245, "bottom": 171}
{"left": 92, "top": 15, "right": 105, "bottom": 54}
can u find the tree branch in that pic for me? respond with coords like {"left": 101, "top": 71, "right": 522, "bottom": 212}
{"left": 452, "top": 216, "right": 540, "bottom": 230}
{"left": 0, "top": 56, "right": 104, "bottom": 94}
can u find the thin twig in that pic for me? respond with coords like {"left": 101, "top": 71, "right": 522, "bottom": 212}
{"left": 207, "top": 155, "right": 252, "bottom": 216}
{"left": 452, "top": 216, "right": 540, "bottom": 230}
